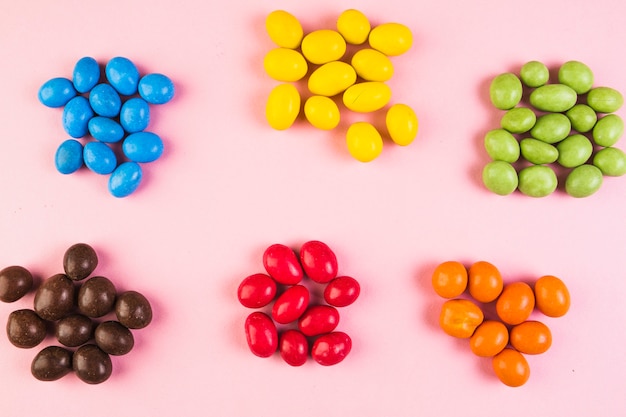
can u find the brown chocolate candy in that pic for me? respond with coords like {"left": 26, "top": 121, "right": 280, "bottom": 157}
{"left": 56, "top": 314, "right": 94, "bottom": 347}
{"left": 95, "top": 321, "right": 134, "bottom": 356}
{"left": 115, "top": 291, "right": 152, "bottom": 329}
{"left": 73, "top": 344, "right": 112, "bottom": 384}
{"left": 6, "top": 309, "right": 47, "bottom": 348}
{"left": 77, "top": 276, "right": 116, "bottom": 318}
{"left": 31, "top": 346, "right": 73, "bottom": 381}
{"left": 0, "top": 265, "right": 34, "bottom": 303}
{"left": 33, "top": 274, "right": 75, "bottom": 321}
{"left": 63, "top": 243, "right": 98, "bottom": 281}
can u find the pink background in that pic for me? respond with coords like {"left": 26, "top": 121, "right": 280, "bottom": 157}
{"left": 1, "top": 0, "right": 625, "bottom": 415}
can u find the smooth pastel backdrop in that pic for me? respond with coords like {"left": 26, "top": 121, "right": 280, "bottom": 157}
{"left": 1, "top": 0, "right": 625, "bottom": 415}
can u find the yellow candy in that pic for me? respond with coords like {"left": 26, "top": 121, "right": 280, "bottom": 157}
{"left": 346, "top": 122, "right": 383, "bottom": 162}
{"left": 386, "top": 103, "right": 418, "bottom": 146}
{"left": 308, "top": 61, "right": 357, "bottom": 97}
{"left": 301, "top": 30, "right": 347, "bottom": 65}
{"left": 263, "top": 48, "right": 308, "bottom": 82}
{"left": 343, "top": 82, "right": 391, "bottom": 112}
{"left": 336, "top": 9, "right": 371, "bottom": 45}
{"left": 265, "top": 10, "right": 304, "bottom": 49}
{"left": 368, "top": 23, "right": 413, "bottom": 56}
{"left": 266, "top": 83, "right": 301, "bottom": 130}
{"left": 350, "top": 48, "right": 394, "bottom": 82}
{"left": 304, "top": 96, "right": 340, "bottom": 130}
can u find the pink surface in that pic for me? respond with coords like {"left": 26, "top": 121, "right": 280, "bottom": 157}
{"left": 1, "top": 0, "right": 625, "bottom": 415}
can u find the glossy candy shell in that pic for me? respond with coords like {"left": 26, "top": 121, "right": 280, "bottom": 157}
{"left": 39, "top": 77, "right": 76, "bottom": 108}
{"left": 89, "top": 83, "right": 122, "bottom": 117}
{"left": 279, "top": 329, "right": 308, "bottom": 366}
{"left": 324, "top": 276, "right": 360, "bottom": 307}
{"left": 105, "top": 57, "right": 140, "bottom": 96}
{"left": 237, "top": 273, "right": 277, "bottom": 308}
{"left": 299, "top": 240, "right": 338, "bottom": 283}
{"left": 63, "top": 96, "right": 94, "bottom": 138}
{"left": 271, "top": 285, "right": 309, "bottom": 324}
{"left": 88, "top": 117, "right": 125, "bottom": 143}
{"left": 72, "top": 56, "right": 100, "bottom": 93}
{"left": 138, "top": 73, "right": 175, "bottom": 104}
{"left": 298, "top": 305, "right": 340, "bottom": 336}
{"left": 84, "top": 142, "right": 117, "bottom": 175}
{"left": 311, "top": 331, "right": 352, "bottom": 366}
{"left": 55, "top": 139, "right": 84, "bottom": 174}
{"left": 108, "top": 162, "right": 143, "bottom": 198}
{"left": 120, "top": 97, "right": 151, "bottom": 133}
{"left": 245, "top": 312, "right": 278, "bottom": 358}
{"left": 263, "top": 244, "right": 303, "bottom": 285}
{"left": 123, "top": 132, "right": 164, "bottom": 163}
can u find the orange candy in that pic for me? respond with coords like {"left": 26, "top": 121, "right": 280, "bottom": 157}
{"left": 510, "top": 320, "right": 552, "bottom": 355}
{"left": 496, "top": 281, "right": 535, "bottom": 325}
{"left": 431, "top": 261, "right": 468, "bottom": 298}
{"left": 492, "top": 348, "right": 530, "bottom": 387}
{"left": 469, "top": 320, "right": 509, "bottom": 357}
{"left": 439, "top": 299, "right": 484, "bottom": 338}
{"left": 534, "top": 275, "right": 570, "bottom": 317}
{"left": 468, "top": 261, "right": 503, "bottom": 303}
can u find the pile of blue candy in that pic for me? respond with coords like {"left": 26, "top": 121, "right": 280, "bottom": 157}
{"left": 38, "top": 57, "right": 175, "bottom": 197}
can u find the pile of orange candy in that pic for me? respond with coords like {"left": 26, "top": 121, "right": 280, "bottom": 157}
{"left": 431, "top": 260, "right": 570, "bottom": 387}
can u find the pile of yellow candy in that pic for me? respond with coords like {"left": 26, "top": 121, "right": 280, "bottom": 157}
{"left": 264, "top": 9, "right": 418, "bottom": 162}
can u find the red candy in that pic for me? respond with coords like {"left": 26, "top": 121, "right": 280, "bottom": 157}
{"left": 271, "top": 285, "right": 309, "bottom": 324}
{"left": 299, "top": 240, "right": 338, "bottom": 283}
{"left": 279, "top": 329, "right": 309, "bottom": 367}
{"left": 298, "top": 305, "right": 340, "bottom": 336}
{"left": 311, "top": 331, "right": 352, "bottom": 366}
{"left": 263, "top": 244, "right": 303, "bottom": 285}
{"left": 324, "top": 276, "right": 360, "bottom": 307}
{"left": 245, "top": 312, "right": 278, "bottom": 358}
{"left": 237, "top": 273, "right": 277, "bottom": 308}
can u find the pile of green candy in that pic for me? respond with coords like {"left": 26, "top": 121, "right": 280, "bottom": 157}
{"left": 483, "top": 60, "right": 625, "bottom": 197}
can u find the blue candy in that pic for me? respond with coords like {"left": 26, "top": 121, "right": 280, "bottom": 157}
{"left": 89, "top": 83, "right": 122, "bottom": 117}
{"left": 38, "top": 77, "right": 76, "bottom": 108}
{"left": 120, "top": 97, "right": 150, "bottom": 133}
{"left": 122, "top": 131, "right": 164, "bottom": 163}
{"left": 88, "top": 117, "right": 125, "bottom": 143}
{"left": 105, "top": 57, "right": 139, "bottom": 96}
{"left": 73, "top": 57, "right": 100, "bottom": 93}
{"left": 62, "top": 96, "right": 94, "bottom": 138}
{"left": 55, "top": 139, "right": 84, "bottom": 174}
{"left": 138, "top": 73, "right": 175, "bottom": 104}
{"left": 109, "top": 162, "right": 142, "bottom": 198}
{"left": 83, "top": 141, "right": 117, "bottom": 175}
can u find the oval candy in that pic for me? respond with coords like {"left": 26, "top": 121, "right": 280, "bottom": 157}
{"left": 368, "top": 22, "right": 413, "bottom": 56}
{"left": 386, "top": 103, "right": 418, "bottom": 146}
{"left": 265, "top": 10, "right": 303, "bottom": 49}
{"left": 265, "top": 83, "right": 300, "bottom": 130}
{"left": 62, "top": 96, "right": 94, "bottom": 138}
{"left": 120, "top": 97, "right": 151, "bottom": 133}
{"left": 351, "top": 48, "right": 394, "bottom": 82}
{"left": 529, "top": 84, "right": 577, "bottom": 112}
{"left": 105, "top": 57, "right": 139, "bottom": 96}
{"left": 593, "top": 147, "right": 626, "bottom": 177}
{"left": 343, "top": 81, "right": 391, "bottom": 113}
{"left": 324, "top": 276, "right": 360, "bottom": 307}
{"left": 33, "top": 274, "right": 75, "bottom": 321}
{"left": 245, "top": 312, "right": 278, "bottom": 358}
{"left": 336, "top": 9, "right": 371, "bottom": 45}
{"left": 489, "top": 73, "right": 522, "bottom": 110}
{"left": 308, "top": 61, "right": 357, "bottom": 97}
{"left": 237, "top": 273, "right": 277, "bottom": 308}
{"left": 263, "top": 48, "right": 308, "bottom": 82}
{"left": 88, "top": 116, "right": 125, "bottom": 143}
{"left": 263, "top": 244, "right": 303, "bottom": 285}
{"left": 89, "top": 83, "right": 122, "bottom": 117}
{"left": 31, "top": 346, "right": 73, "bottom": 381}
{"left": 279, "top": 329, "right": 308, "bottom": 366}
{"left": 298, "top": 305, "right": 340, "bottom": 336}
{"left": 311, "top": 331, "right": 352, "bottom": 366}
{"left": 123, "top": 131, "right": 164, "bottom": 163}
{"left": 587, "top": 86, "right": 623, "bottom": 113}
{"left": 55, "top": 139, "right": 84, "bottom": 174}
{"left": 301, "top": 29, "right": 346, "bottom": 65}
{"left": 72, "top": 56, "right": 100, "bottom": 94}
{"left": 138, "top": 73, "right": 175, "bottom": 104}
{"left": 38, "top": 77, "right": 77, "bottom": 108}
{"left": 299, "top": 240, "right": 338, "bottom": 283}
{"left": 304, "top": 96, "right": 340, "bottom": 130}
{"left": 108, "top": 161, "right": 143, "bottom": 198}
{"left": 0, "top": 266, "right": 33, "bottom": 303}
{"left": 271, "top": 284, "right": 309, "bottom": 324}
{"left": 83, "top": 141, "right": 117, "bottom": 175}
{"left": 346, "top": 122, "right": 383, "bottom": 162}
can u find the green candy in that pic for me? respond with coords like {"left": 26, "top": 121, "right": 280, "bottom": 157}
{"left": 490, "top": 73, "right": 523, "bottom": 110}
{"left": 558, "top": 61, "right": 594, "bottom": 94}
{"left": 501, "top": 107, "right": 536, "bottom": 133}
{"left": 593, "top": 147, "right": 626, "bottom": 176}
{"left": 587, "top": 87, "right": 623, "bottom": 113}
{"left": 520, "top": 138, "right": 559, "bottom": 164}
{"left": 565, "top": 104, "right": 597, "bottom": 133}
{"left": 482, "top": 161, "right": 518, "bottom": 195}
{"left": 484, "top": 129, "right": 520, "bottom": 162}
{"left": 557, "top": 134, "right": 593, "bottom": 168}
{"left": 520, "top": 61, "right": 549, "bottom": 88}
{"left": 565, "top": 164, "right": 603, "bottom": 197}
{"left": 518, "top": 165, "right": 558, "bottom": 197}
{"left": 592, "top": 114, "right": 624, "bottom": 147}
{"left": 529, "top": 84, "right": 577, "bottom": 112}
{"left": 530, "top": 113, "right": 571, "bottom": 143}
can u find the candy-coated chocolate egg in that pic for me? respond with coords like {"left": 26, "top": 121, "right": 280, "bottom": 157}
{"left": 279, "top": 329, "right": 308, "bottom": 366}
{"left": 72, "top": 56, "right": 100, "bottom": 94}
{"left": 263, "top": 48, "right": 308, "bottom": 82}
{"left": 368, "top": 22, "right": 413, "bottom": 56}
{"left": 94, "top": 321, "right": 134, "bottom": 356}
{"left": 336, "top": 9, "right": 370, "bottom": 45}
{"left": 308, "top": 61, "right": 357, "bottom": 97}
{"left": 492, "top": 348, "right": 530, "bottom": 387}
{"left": 115, "top": 290, "right": 152, "bottom": 329}
{"left": 301, "top": 29, "right": 346, "bottom": 65}
{"left": 304, "top": 96, "right": 340, "bottom": 130}
{"left": 6, "top": 309, "right": 46, "bottom": 348}
{"left": 55, "top": 139, "right": 84, "bottom": 174}
{"left": 533, "top": 275, "right": 570, "bottom": 317}
{"left": 351, "top": 48, "right": 394, "bottom": 82}
{"left": 138, "top": 73, "right": 175, "bottom": 105}
{"left": 271, "top": 285, "right": 309, "bottom": 324}
{"left": 265, "top": 83, "right": 301, "bottom": 130}
{"left": 0, "top": 265, "right": 33, "bottom": 303}
{"left": 324, "top": 276, "right": 360, "bottom": 307}
{"left": 62, "top": 96, "right": 94, "bottom": 138}
{"left": 431, "top": 261, "right": 467, "bottom": 299}
{"left": 73, "top": 344, "right": 112, "bottom": 384}
{"left": 63, "top": 243, "right": 98, "bottom": 281}
{"left": 33, "top": 274, "right": 75, "bottom": 321}
{"left": 510, "top": 320, "right": 552, "bottom": 355}
{"left": 346, "top": 121, "right": 383, "bottom": 162}
{"left": 245, "top": 312, "right": 278, "bottom": 358}
{"left": 311, "top": 331, "right": 352, "bottom": 366}
{"left": 386, "top": 103, "right": 418, "bottom": 146}
{"left": 439, "top": 299, "right": 484, "bottom": 338}
{"left": 469, "top": 320, "right": 509, "bottom": 357}
{"left": 105, "top": 57, "right": 139, "bottom": 96}
{"left": 237, "top": 273, "right": 277, "bottom": 308}
{"left": 56, "top": 314, "right": 94, "bottom": 347}
{"left": 468, "top": 261, "right": 503, "bottom": 303}
{"left": 496, "top": 282, "right": 535, "bottom": 325}
{"left": 88, "top": 117, "right": 124, "bottom": 143}
{"left": 77, "top": 276, "right": 116, "bottom": 318}
{"left": 265, "top": 10, "right": 303, "bottom": 49}
{"left": 122, "top": 131, "right": 164, "bottom": 163}
{"left": 342, "top": 82, "right": 391, "bottom": 113}
{"left": 83, "top": 141, "right": 117, "bottom": 175}
{"left": 299, "top": 240, "right": 338, "bottom": 283}
{"left": 31, "top": 346, "right": 73, "bottom": 381}
{"left": 263, "top": 243, "right": 303, "bottom": 285}
{"left": 298, "top": 305, "right": 339, "bottom": 336}
{"left": 120, "top": 97, "right": 151, "bottom": 133}
{"left": 38, "top": 77, "right": 77, "bottom": 108}
{"left": 89, "top": 83, "right": 122, "bottom": 117}
{"left": 108, "top": 162, "right": 143, "bottom": 198}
